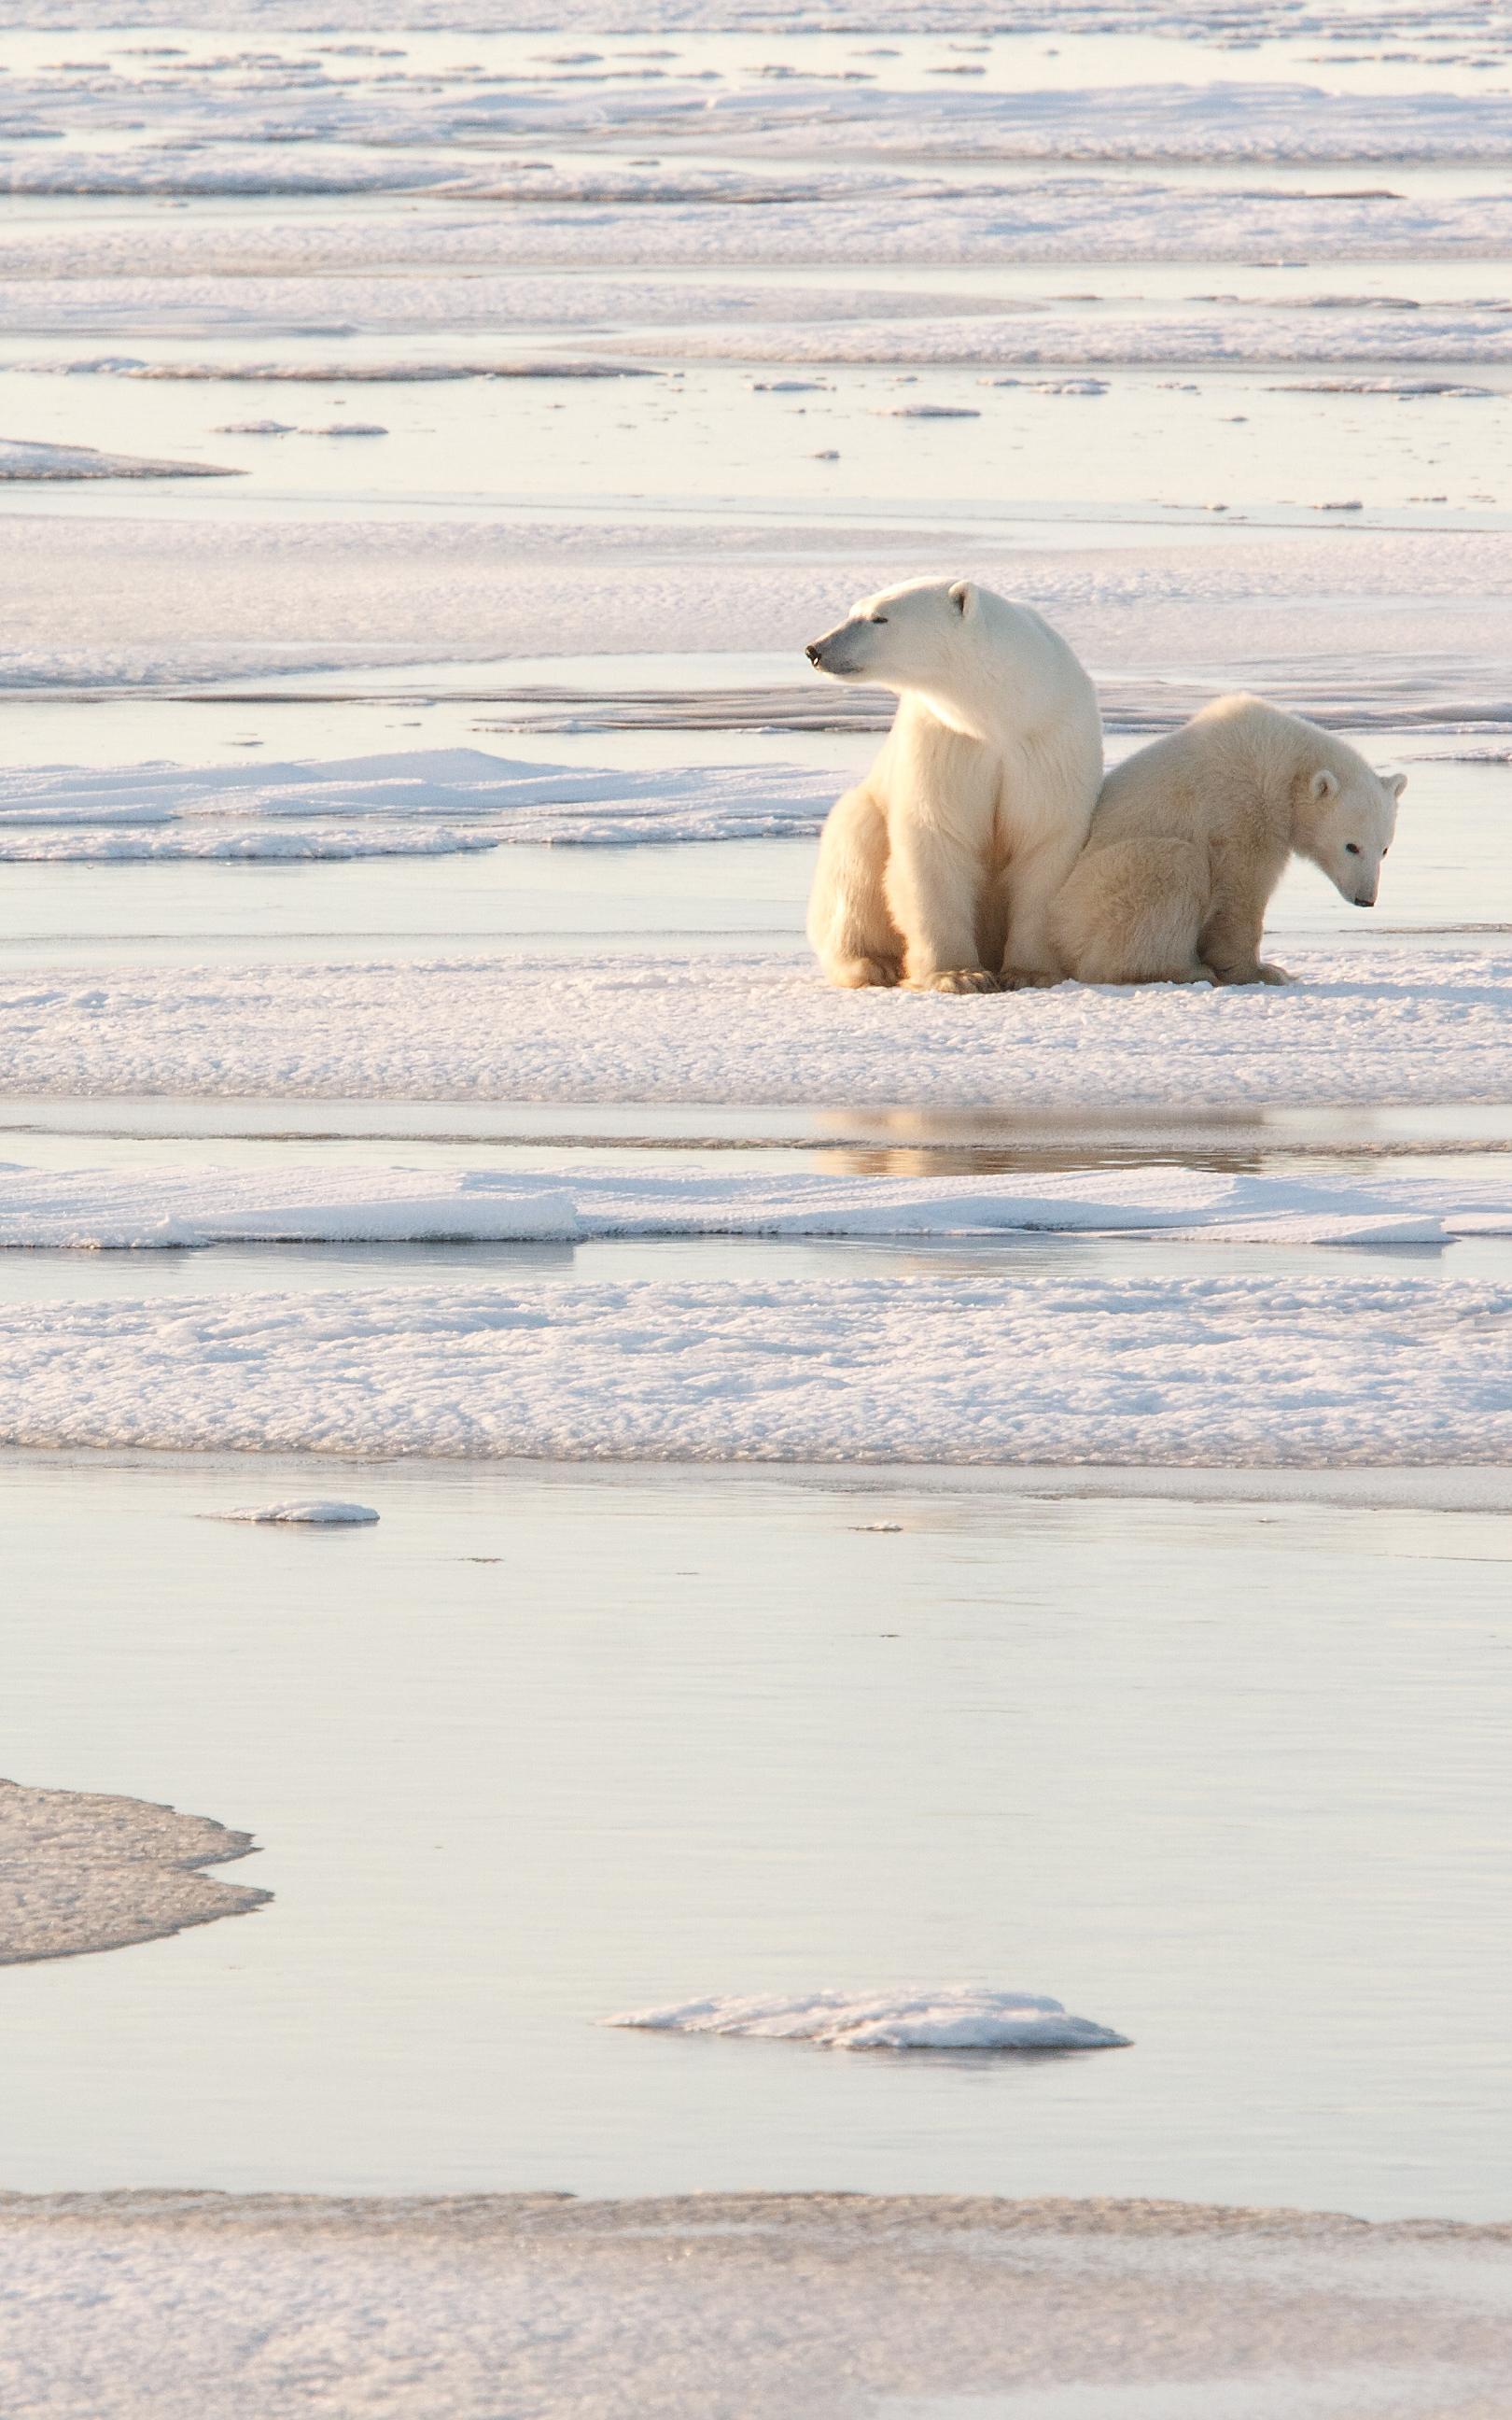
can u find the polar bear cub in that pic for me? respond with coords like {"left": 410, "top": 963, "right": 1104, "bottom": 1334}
{"left": 805, "top": 576, "right": 1103, "bottom": 992}
{"left": 1049, "top": 694, "right": 1406, "bottom": 987}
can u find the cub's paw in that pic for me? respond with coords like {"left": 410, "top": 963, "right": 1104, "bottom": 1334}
{"left": 909, "top": 966, "right": 999, "bottom": 995}
{"left": 831, "top": 956, "right": 902, "bottom": 989}
{"left": 999, "top": 966, "right": 1061, "bottom": 992}
{"left": 1257, "top": 961, "right": 1296, "bottom": 986}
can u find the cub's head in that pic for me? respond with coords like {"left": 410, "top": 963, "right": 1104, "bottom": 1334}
{"left": 805, "top": 576, "right": 983, "bottom": 692}
{"left": 1301, "top": 756, "right": 1406, "bottom": 908}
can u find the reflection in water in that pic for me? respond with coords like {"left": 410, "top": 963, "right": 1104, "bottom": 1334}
{"left": 3, "top": 1455, "right": 1511, "bottom": 2215}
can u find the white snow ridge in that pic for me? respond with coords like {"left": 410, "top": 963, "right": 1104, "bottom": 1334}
{"left": 606, "top": 1987, "right": 1130, "bottom": 2052}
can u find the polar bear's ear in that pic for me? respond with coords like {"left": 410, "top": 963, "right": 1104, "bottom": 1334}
{"left": 1387, "top": 770, "right": 1407, "bottom": 798}
{"left": 948, "top": 580, "right": 975, "bottom": 617}
{"left": 1309, "top": 768, "right": 1339, "bottom": 803}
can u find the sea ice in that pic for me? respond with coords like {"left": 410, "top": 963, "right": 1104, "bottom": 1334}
{"left": 0, "top": 1268, "right": 1508, "bottom": 1465}
{"left": 0, "top": 437, "right": 236, "bottom": 481}
{"left": 214, "top": 1500, "right": 379, "bottom": 1524}
{"left": 0, "top": 1161, "right": 1487, "bottom": 1252}
{"left": 1, "top": 950, "right": 1507, "bottom": 1109}
{"left": 0, "top": 1776, "right": 268, "bottom": 1964}
{"left": 606, "top": 1986, "right": 1130, "bottom": 2050}
{"left": 0, "top": 751, "right": 833, "bottom": 858}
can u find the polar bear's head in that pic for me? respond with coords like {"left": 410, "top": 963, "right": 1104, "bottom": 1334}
{"left": 805, "top": 577, "right": 987, "bottom": 692}
{"left": 1300, "top": 754, "right": 1406, "bottom": 908}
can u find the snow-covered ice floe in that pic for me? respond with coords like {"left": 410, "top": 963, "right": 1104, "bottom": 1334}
{"left": 1, "top": 1271, "right": 1510, "bottom": 1464}
{"left": 7, "top": 521, "right": 1509, "bottom": 702}
{"left": 0, "top": 438, "right": 235, "bottom": 482}
{"left": 605, "top": 1986, "right": 1129, "bottom": 2051}
{"left": 0, "top": 1162, "right": 1489, "bottom": 1251}
{"left": 212, "top": 1499, "right": 378, "bottom": 1525}
{"left": 0, "top": 2188, "right": 1507, "bottom": 2420}
{"left": 3, "top": 951, "right": 1510, "bottom": 1109}
{"left": 0, "top": 751, "right": 832, "bottom": 859}
{"left": 0, "top": 1777, "right": 267, "bottom": 1965}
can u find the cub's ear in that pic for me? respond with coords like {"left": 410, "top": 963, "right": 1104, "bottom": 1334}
{"left": 948, "top": 580, "right": 975, "bottom": 618}
{"left": 1309, "top": 767, "right": 1339, "bottom": 803}
{"left": 1387, "top": 770, "right": 1407, "bottom": 798}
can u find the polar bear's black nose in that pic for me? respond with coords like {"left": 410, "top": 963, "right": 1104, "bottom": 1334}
{"left": 805, "top": 642, "right": 824, "bottom": 666}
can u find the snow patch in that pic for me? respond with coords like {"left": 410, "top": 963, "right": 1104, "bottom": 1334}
{"left": 0, "top": 751, "right": 833, "bottom": 860}
{"left": 0, "top": 1162, "right": 1489, "bottom": 1252}
{"left": 0, "top": 1776, "right": 268, "bottom": 1965}
{"left": 0, "top": 1270, "right": 1508, "bottom": 1466}
{"left": 1, "top": 950, "right": 1507, "bottom": 1111}
{"left": 0, "top": 437, "right": 236, "bottom": 481}
{"left": 214, "top": 1499, "right": 379, "bottom": 1525}
{"left": 606, "top": 1986, "right": 1130, "bottom": 2051}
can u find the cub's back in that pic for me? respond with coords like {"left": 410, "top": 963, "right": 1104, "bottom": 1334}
{"left": 1085, "top": 721, "right": 1220, "bottom": 851}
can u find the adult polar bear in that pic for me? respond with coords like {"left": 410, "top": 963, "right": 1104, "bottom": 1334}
{"left": 805, "top": 577, "right": 1102, "bottom": 992}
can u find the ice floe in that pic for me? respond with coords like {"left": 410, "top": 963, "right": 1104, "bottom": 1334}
{"left": 7, "top": 519, "right": 1511, "bottom": 707}
{"left": 0, "top": 2183, "right": 1505, "bottom": 2420}
{"left": 605, "top": 1986, "right": 1130, "bottom": 2050}
{"left": 0, "top": 750, "right": 833, "bottom": 858}
{"left": 0, "top": 1162, "right": 1491, "bottom": 1252}
{"left": 213, "top": 1499, "right": 379, "bottom": 1524}
{"left": 0, "top": 1268, "right": 1508, "bottom": 1464}
{"left": 0, "top": 437, "right": 236, "bottom": 481}
{"left": 0, "top": 1776, "right": 268, "bottom": 1965}
{"left": 1, "top": 950, "right": 1508, "bottom": 1109}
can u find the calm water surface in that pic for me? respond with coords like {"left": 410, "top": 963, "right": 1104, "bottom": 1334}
{"left": 3, "top": 1454, "right": 1510, "bottom": 2217}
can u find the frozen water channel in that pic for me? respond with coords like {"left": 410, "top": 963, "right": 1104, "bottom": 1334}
{"left": 5, "top": 1450, "right": 1512, "bottom": 2219}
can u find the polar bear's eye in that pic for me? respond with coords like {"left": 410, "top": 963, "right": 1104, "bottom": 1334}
{"left": 1344, "top": 842, "right": 1361, "bottom": 856}
{"left": 869, "top": 614, "right": 889, "bottom": 624}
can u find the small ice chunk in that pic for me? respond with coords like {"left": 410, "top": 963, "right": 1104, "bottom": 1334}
{"left": 215, "top": 1499, "right": 380, "bottom": 1526}
{"left": 874, "top": 405, "right": 980, "bottom": 420}
{"left": 606, "top": 1986, "right": 1130, "bottom": 2051}
{"left": 216, "top": 418, "right": 293, "bottom": 434}
{"left": 300, "top": 424, "right": 388, "bottom": 438}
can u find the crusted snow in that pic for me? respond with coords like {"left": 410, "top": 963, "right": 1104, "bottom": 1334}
{"left": 605, "top": 1986, "right": 1130, "bottom": 2050}
{"left": 7, "top": 519, "right": 1510, "bottom": 699}
{"left": 212, "top": 1498, "right": 378, "bottom": 1524}
{"left": 0, "top": 751, "right": 833, "bottom": 860}
{"left": 0, "top": 1161, "right": 1491, "bottom": 1251}
{"left": 0, "top": 1270, "right": 1508, "bottom": 1464}
{"left": 0, "top": 2188, "right": 1507, "bottom": 2420}
{"left": 0, "top": 437, "right": 235, "bottom": 482}
{"left": 1, "top": 950, "right": 1507, "bottom": 1110}
{"left": 0, "top": 1777, "right": 268, "bottom": 1965}
{"left": 9, "top": 182, "right": 1512, "bottom": 268}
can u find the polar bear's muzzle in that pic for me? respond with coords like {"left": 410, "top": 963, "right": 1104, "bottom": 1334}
{"left": 805, "top": 621, "right": 866, "bottom": 679}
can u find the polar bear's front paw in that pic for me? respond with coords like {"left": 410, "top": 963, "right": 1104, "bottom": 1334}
{"left": 1000, "top": 966, "right": 1060, "bottom": 992}
{"left": 832, "top": 955, "right": 902, "bottom": 989}
{"left": 1256, "top": 961, "right": 1295, "bottom": 986}
{"left": 911, "top": 966, "right": 999, "bottom": 995}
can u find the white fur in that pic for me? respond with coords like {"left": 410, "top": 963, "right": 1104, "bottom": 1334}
{"left": 804, "top": 577, "right": 1103, "bottom": 991}
{"left": 1049, "top": 694, "right": 1406, "bottom": 988}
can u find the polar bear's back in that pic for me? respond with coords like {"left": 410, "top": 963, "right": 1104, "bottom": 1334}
{"left": 1089, "top": 695, "right": 1326, "bottom": 853}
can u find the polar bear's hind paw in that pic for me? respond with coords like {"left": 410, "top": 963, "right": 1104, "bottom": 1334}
{"left": 832, "top": 955, "right": 902, "bottom": 988}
